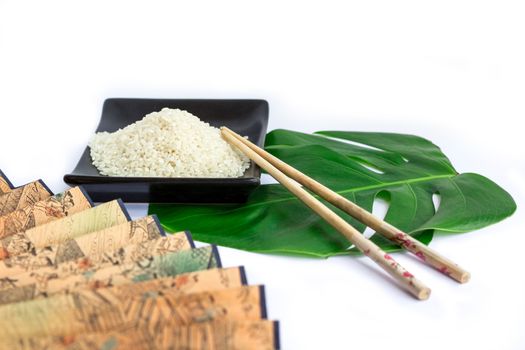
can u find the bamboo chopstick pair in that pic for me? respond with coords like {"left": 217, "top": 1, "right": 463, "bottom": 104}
{"left": 221, "top": 127, "right": 470, "bottom": 301}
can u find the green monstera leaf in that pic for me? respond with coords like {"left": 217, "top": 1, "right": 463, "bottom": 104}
{"left": 149, "top": 130, "right": 516, "bottom": 258}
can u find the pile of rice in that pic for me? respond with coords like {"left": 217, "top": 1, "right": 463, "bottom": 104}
{"left": 89, "top": 108, "right": 250, "bottom": 178}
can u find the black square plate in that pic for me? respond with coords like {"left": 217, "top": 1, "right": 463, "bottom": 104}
{"left": 64, "top": 98, "right": 269, "bottom": 203}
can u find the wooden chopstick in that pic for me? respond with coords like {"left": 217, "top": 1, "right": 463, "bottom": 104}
{"left": 221, "top": 127, "right": 431, "bottom": 300}
{"left": 222, "top": 127, "right": 470, "bottom": 284}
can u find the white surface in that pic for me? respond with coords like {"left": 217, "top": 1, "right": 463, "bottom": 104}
{"left": 1, "top": 1, "right": 524, "bottom": 349}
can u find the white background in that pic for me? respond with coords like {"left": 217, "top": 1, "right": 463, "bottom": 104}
{"left": 1, "top": 1, "right": 524, "bottom": 349}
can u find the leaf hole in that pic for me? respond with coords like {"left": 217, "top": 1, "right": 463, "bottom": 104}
{"left": 315, "top": 133, "right": 388, "bottom": 152}
{"left": 315, "top": 133, "right": 407, "bottom": 166}
{"left": 355, "top": 161, "right": 385, "bottom": 174}
{"left": 362, "top": 192, "right": 390, "bottom": 239}
{"left": 260, "top": 173, "right": 278, "bottom": 185}
{"left": 432, "top": 192, "right": 441, "bottom": 213}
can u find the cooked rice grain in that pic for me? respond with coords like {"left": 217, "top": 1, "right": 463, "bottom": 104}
{"left": 89, "top": 108, "right": 250, "bottom": 178}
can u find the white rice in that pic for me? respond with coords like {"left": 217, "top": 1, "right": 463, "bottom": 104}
{"left": 89, "top": 108, "right": 250, "bottom": 178}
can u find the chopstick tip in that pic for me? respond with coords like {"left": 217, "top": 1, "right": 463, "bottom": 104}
{"left": 418, "top": 287, "right": 431, "bottom": 301}
{"left": 459, "top": 272, "right": 471, "bottom": 284}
